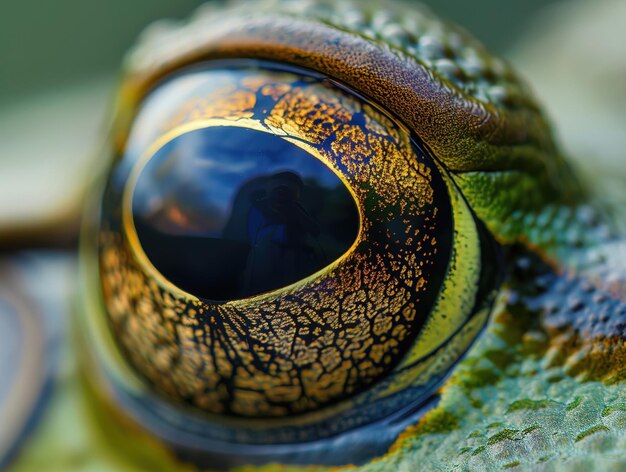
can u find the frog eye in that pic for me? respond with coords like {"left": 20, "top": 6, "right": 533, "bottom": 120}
{"left": 75, "top": 0, "right": 553, "bottom": 466}
{"left": 91, "top": 61, "right": 501, "bottom": 448}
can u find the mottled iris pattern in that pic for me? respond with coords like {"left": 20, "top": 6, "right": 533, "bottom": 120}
{"left": 97, "top": 64, "right": 498, "bottom": 437}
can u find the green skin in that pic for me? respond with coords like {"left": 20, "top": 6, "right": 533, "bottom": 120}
{"left": 11, "top": 1, "right": 626, "bottom": 471}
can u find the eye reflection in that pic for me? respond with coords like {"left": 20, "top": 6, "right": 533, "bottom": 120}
{"left": 131, "top": 126, "right": 360, "bottom": 301}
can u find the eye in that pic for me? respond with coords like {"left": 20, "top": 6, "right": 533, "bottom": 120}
{"left": 91, "top": 61, "right": 501, "bottom": 456}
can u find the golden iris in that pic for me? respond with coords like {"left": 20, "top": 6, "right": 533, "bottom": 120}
{"left": 90, "top": 61, "right": 500, "bottom": 443}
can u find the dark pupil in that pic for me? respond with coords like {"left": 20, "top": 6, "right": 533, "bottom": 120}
{"left": 132, "top": 126, "right": 360, "bottom": 301}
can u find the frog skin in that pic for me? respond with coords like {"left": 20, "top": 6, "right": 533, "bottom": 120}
{"left": 6, "top": 0, "right": 626, "bottom": 471}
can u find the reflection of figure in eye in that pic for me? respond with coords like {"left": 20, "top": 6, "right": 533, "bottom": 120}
{"left": 223, "top": 171, "right": 321, "bottom": 296}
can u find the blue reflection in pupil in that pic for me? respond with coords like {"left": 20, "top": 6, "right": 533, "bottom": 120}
{"left": 133, "top": 126, "right": 360, "bottom": 301}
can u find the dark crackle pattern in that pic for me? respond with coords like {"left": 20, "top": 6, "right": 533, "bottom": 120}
{"left": 97, "top": 66, "right": 491, "bottom": 427}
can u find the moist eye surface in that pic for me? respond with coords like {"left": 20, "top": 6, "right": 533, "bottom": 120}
{"left": 132, "top": 126, "right": 360, "bottom": 301}
{"left": 98, "top": 62, "right": 502, "bottom": 430}
{"left": 103, "top": 63, "right": 454, "bottom": 421}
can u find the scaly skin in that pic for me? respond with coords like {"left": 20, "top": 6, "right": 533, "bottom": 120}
{"left": 9, "top": 1, "right": 626, "bottom": 471}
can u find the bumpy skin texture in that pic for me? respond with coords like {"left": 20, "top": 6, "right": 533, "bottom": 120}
{"left": 16, "top": 0, "right": 625, "bottom": 471}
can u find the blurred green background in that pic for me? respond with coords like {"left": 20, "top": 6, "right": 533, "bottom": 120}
{"left": 0, "top": 0, "right": 562, "bottom": 107}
